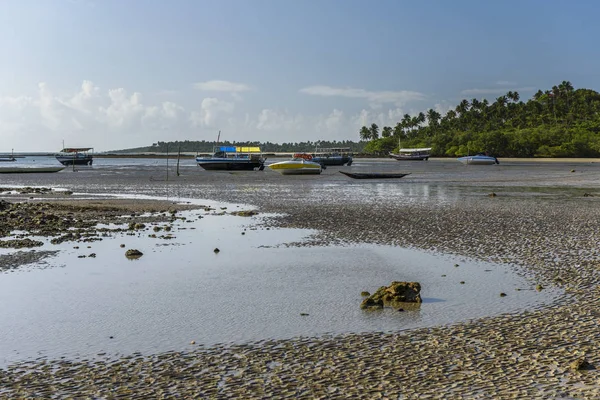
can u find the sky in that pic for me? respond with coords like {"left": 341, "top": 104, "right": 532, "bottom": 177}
{"left": 1, "top": 0, "right": 599, "bottom": 151}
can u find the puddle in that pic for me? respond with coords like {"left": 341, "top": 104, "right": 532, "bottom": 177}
{"left": 0, "top": 196, "right": 562, "bottom": 367}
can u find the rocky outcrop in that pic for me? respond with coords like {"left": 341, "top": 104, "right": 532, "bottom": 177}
{"left": 360, "top": 281, "right": 422, "bottom": 310}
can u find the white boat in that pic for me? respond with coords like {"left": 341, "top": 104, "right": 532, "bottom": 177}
{"left": 311, "top": 147, "right": 353, "bottom": 166}
{"left": 457, "top": 154, "right": 499, "bottom": 165}
{"left": 268, "top": 153, "right": 322, "bottom": 175}
{"left": 389, "top": 147, "right": 431, "bottom": 161}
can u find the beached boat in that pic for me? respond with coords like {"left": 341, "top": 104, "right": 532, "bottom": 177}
{"left": 339, "top": 171, "right": 410, "bottom": 179}
{"left": 56, "top": 148, "right": 94, "bottom": 166}
{"left": 196, "top": 146, "right": 265, "bottom": 171}
{"left": 0, "top": 156, "right": 16, "bottom": 162}
{"left": 457, "top": 154, "right": 499, "bottom": 165}
{"left": 311, "top": 147, "right": 353, "bottom": 166}
{"left": 0, "top": 166, "right": 66, "bottom": 174}
{"left": 268, "top": 154, "right": 322, "bottom": 175}
{"left": 389, "top": 147, "right": 431, "bottom": 161}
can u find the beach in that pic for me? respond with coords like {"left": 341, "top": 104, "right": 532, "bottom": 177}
{"left": 1, "top": 157, "right": 600, "bottom": 398}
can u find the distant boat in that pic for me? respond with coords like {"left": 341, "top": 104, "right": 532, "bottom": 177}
{"left": 268, "top": 153, "right": 322, "bottom": 175}
{"left": 311, "top": 147, "right": 353, "bottom": 166}
{"left": 0, "top": 149, "right": 17, "bottom": 162}
{"left": 56, "top": 147, "right": 94, "bottom": 166}
{"left": 196, "top": 145, "right": 265, "bottom": 171}
{"left": 339, "top": 171, "right": 410, "bottom": 179}
{"left": 457, "top": 154, "right": 499, "bottom": 165}
{"left": 389, "top": 138, "right": 431, "bottom": 161}
{"left": 389, "top": 148, "right": 431, "bottom": 161}
{"left": 0, "top": 166, "right": 65, "bottom": 174}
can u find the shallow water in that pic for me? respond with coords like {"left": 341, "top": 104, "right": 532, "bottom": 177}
{"left": 0, "top": 197, "right": 560, "bottom": 366}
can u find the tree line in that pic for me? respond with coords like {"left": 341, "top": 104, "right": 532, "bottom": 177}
{"left": 359, "top": 81, "right": 600, "bottom": 157}
{"left": 111, "top": 140, "right": 365, "bottom": 154}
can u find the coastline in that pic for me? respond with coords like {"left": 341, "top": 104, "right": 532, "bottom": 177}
{"left": 1, "top": 166, "right": 600, "bottom": 398}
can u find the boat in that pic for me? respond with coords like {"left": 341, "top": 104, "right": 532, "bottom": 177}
{"left": 196, "top": 146, "right": 265, "bottom": 171}
{"left": 389, "top": 147, "right": 431, "bottom": 161}
{"left": 457, "top": 154, "right": 499, "bottom": 165}
{"left": 311, "top": 147, "right": 353, "bottom": 166}
{"left": 56, "top": 148, "right": 94, "bottom": 166}
{"left": 268, "top": 153, "right": 322, "bottom": 175}
{"left": 339, "top": 171, "right": 410, "bottom": 179}
{"left": 0, "top": 149, "right": 17, "bottom": 162}
{"left": 0, "top": 166, "right": 66, "bottom": 174}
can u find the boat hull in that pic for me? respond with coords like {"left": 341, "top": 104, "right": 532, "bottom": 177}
{"left": 311, "top": 156, "right": 352, "bottom": 166}
{"left": 0, "top": 166, "right": 66, "bottom": 174}
{"left": 268, "top": 160, "right": 322, "bottom": 175}
{"left": 339, "top": 171, "right": 410, "bottom": 179}
{"left": 457, "top": 156, "right": 498, "bottom": 165}
{"left": 389, "top": 154, "right": 429, "bottom": 161}
{"left": 196, "top": 159, "right": 264, "bottom": 171}
{"left": 56, "top": 156, "right": 93, "bottom": 166}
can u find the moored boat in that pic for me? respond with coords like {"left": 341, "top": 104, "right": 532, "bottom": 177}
{"left": 268, "top": 154, "right": 322, "bottom": 175}
{"left": 457, "top": 154, "right": 499, "bottom": 165}
{"left": 311, "top": 147, "right": 353, "bottom": 166}
{"left": 56, "top": 148, "right": 94, "bottom": 166}
{"left": 0, "top": 166, "right": 66, "bottom": 174}
{"left": 339, "top": 171, "right": 410, "bottom": 179}
{"left": 389, "top": 147, "right": 431, "bottom": 161}
{"left": 196, "top": 146, "right": 265, "bottom": 171}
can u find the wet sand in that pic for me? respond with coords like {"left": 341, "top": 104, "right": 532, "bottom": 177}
{"left": 1, "top": 159, "right": 600, "bottom": 398}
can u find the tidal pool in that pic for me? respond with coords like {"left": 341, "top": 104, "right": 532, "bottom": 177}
{"left": 0, "top": 196, "right": 561, "bottom": 366}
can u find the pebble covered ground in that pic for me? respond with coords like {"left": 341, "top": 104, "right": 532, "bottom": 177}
{"left": 1, "top": 167, "right": 600, "bottom": 398}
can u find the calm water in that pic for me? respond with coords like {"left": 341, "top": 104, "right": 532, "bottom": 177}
{"left": 0, "top": 196, "right": 561, "bottom": 366}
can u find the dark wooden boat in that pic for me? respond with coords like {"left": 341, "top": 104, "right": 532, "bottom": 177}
{"left": 339, "top": 171, "right": 410, "bottom": 179}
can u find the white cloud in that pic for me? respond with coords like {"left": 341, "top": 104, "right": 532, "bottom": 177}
{"left": 194, "top": 80, "right": 251, "bottom": 92}
{"left": 190, "top": 97, "right": 235, "bottom": 128}
{"left": 299, "top": 85, "right": 426, "bottom": 107}
{"left": 461, "top": 87, "right": 535, "bottom": 95}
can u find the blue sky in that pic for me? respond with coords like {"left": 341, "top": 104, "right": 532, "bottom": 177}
{"left": 1, "top": 0, "right": 599, "bottom": 151}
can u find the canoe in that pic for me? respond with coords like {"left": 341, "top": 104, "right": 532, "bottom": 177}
{"left": 339, "top": 171, "right": 410, "bottom": 179}
{"left": 0, "top": 166, "right": 66, "bottom": 174}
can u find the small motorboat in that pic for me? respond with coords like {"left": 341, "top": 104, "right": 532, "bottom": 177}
{"left": 268, "top": 153, "right": 322, "bottom": 175}
{"left": 389, "top": 147, "right": 431, "bottom": 161}
{"left": 56, "top": 147, "right": 94, "bottom": 166}
{"left": 457, "top": 154, "right": 499, "bottom": 165}
{"left": 339, "top": 171, "right": 410, "bottom": 179}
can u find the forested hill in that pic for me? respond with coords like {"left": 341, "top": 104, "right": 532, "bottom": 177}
{"left": 360, "top": 81, "right": 600, "bottom": 157}
{"left": 110, "top": 140, "right": 364, "bottom": 154}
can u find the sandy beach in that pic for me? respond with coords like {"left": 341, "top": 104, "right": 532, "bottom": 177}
{"left": 1, "top": 158, "right": 600, "bottom": 398}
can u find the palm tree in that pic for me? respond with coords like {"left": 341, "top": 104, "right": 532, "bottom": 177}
{"left": 381, "top": 126, "right": 392, "bottom": 138}
{"left": 369, "top": 123, "right": 379, "bottom": 140}
{"left": 359, "top": 126, "right": 370, "bottom": 141}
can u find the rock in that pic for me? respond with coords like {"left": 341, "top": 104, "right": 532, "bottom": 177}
{"left": 536, "top": 284, "right": 544, "bottom": 291}
{"left": 361, "top": 281, "right": 422, "bottom": 309}
{"left": 570, "top": 169, "right": 576, "bottom": 173}
{"left": 213, "top": 248, "right": 220, "bottom": 253}
{"left": 190, "top": 340, "right": 195, "bottom": 345}
{"left": 120, "top": 244, "right": 125, "bottom": 248}
{"left": 583, "top": 192, "right": 593, "bottom": 197}
{"left": 460, "top": 281, "right": 465, "bottom": 284}
{"left": 231, "top": 210, "right": 259, "bottom": 217}
{"left": 488, "top": 192, "right": 497, "bottom": 197}
{"left": 500, "top": 293, "right": 507, "bottom": 297}
{"left": 89, "top": 253, "right": 96, "bottom": 258}
{"left": 360, "top": 291, "right": 370, "bottom": 297}
{"left": 300, "top": 313, "right": 309, "bottom": 316}
{"left": 125, "top": 249, "right": 143, "bottom": 259}
{"left": 570, "top": 358, "right": 594, "bottom": 371}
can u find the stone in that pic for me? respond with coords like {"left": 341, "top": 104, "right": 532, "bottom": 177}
{"left": 570, "top": 358, "right": 594, "bottom": 371}
{"left": 125, "top": 249, "right": 143, "bottom": 259}
{"left": 361, "top": 281, "right": 422, "bottom": 309}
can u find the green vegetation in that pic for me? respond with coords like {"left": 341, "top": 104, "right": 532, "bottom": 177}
{"left": 361, "top": 81, "right": 600, "bottom": 157}
{"left": 110, "top": 140, "right": 365, "bottom": 154}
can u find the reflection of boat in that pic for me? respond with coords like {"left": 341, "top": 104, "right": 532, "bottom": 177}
{"left": 268, "top": 154, "right": 322, "bottom": 175}
{"left": 0, "top": 166, "right": 66, "bottom": 174}
{"left": 457, "top": 154, "right": 499, "bottom": 165}
{"left": 339, "top": 171, "right": 410, "bottom": 179}
{"left": 196, "top": 146, "right": 265, "bottom": 171}
{"left": 56, "top": 148, "right": 94, "bottom": 166}
{"left": 311, "top": 147, "right": 353, "bottom": 166}
{"left": 389, "top": 147, "right": 431, "bottom": 161}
